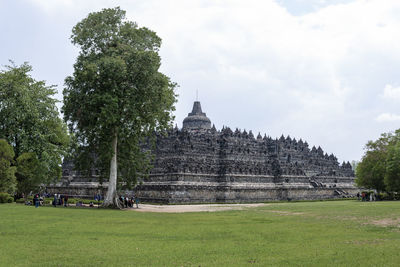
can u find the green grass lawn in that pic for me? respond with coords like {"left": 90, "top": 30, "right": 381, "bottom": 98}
{"left": 1, "top": 201, "right": 400, "bottom": 266}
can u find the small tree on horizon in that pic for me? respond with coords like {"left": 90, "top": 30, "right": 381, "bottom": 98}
{"left": 63, "top": 7, "right": 177, "bottom": 208}
{"left": 385, "top": 141, "right": 400, "bottom": 193}
{"left": 356, "top": 129, "right": 400, "bottom": 194}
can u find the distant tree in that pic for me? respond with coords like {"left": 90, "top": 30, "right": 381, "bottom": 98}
{"left": 16, "top": 152, "right": 43, "bottom": 200}
{"left": 356, "top": 133, "right": 390, "bottom": 192}
{"left": 0, "top": 139, "right": 17, "bottom": 194}
{"left": 385, "top": 141, "right": 400, "bottom": 193}
{"left": 350, "top": 160, "right": 359, "bottom": 171}
{"left": 356, "top": 130, "right": 400, "bottom": 193}
{"left": 63, "top": 7, "right": 177, "bottom": 207}
{"left": 0, "top": 62, "right": 69, "bottom": 188}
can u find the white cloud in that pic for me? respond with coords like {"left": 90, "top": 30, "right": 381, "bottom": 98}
{"left": 376, "top": 113, "right": 400, "bottom": 122}
{"left": 382, "top": 84, "right": 400, "bottom": 100}
{"left": 4, "top": 0, "right": 400, "bottom": 161}
{"left": 27, "top": 0, "right": 76, "bottom": 13}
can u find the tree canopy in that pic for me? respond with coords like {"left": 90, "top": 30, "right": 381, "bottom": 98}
{"left": 16, "top": 152, "right": 43, "bottom": 199}
{"left": 0, "top": 139, "right": 17, "bottom": 194}
{"left": 63, "top": 7, "right": 177, "bottom": 207}
{"left": 0, "top": 62, "right": 69, "bottom": 190}
{"left": 356, "top": 129, "right": 400, "bottom": 193}
{"left": 385, "top": 140, "right": 400, "bottom": 193}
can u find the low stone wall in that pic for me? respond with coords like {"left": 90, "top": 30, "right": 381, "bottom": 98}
{"left": 46, "top": 183, "right": 108, "bottom": 199}
{"left": 136, "top": 173, "right": 358, "bottom": 203}
{"left": 47, "top": 173, "right": 358, "bottom": 203}
{"left": 136, "top": 183, "right": 358, "bottom": 203}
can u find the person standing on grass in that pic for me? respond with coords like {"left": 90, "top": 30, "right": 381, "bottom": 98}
{"left": 33, "top": 194, "right": 39, "bottom": 208}
{"left": 64, "top": 194, "right": 69, "bottom": 207}
{"left": 135, "top": 196, "right": 139, "bottom": 209}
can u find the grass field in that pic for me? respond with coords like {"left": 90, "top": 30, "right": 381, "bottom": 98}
{"left": 1, "top": 201, "right": 400, "bottom": 266}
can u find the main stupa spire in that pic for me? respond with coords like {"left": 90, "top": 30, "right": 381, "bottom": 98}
{"left": 182, "top": 101, "right": 212, "bottom": 130}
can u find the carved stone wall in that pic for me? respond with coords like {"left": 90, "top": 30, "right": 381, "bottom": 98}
{"left": 53, "top": 101, "right": 357, "bottom": 202}
{"left": 149, "top": 126, "right": 354, "bottom": 180}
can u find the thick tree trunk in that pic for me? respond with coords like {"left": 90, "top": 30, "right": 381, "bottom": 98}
{"left": 103, "top": 132, "right": 121, "bottom": 208}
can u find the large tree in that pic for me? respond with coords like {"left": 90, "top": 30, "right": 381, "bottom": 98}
{"left": 0, "top": 62, "right": 69, "bottom": 189}
{"left": 63, "top": 7, "right": 177, "bottom": 207}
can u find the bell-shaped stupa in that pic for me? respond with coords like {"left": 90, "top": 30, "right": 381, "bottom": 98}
{"left": 182, "top": 101, "right": 211, "bottom": 130}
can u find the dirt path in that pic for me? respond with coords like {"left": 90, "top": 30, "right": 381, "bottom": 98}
{"left": 131, "top": 203, "right": 269, "bottom": 213}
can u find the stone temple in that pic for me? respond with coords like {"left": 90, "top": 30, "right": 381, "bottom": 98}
{"left": 51, "top": 101, "right": 357, "bottom": 203}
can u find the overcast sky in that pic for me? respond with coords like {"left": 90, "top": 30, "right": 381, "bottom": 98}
{"left": 1, "top": 0, "right": 400, "bottom": 163}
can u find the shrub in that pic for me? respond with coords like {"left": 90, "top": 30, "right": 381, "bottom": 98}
{"left": 0, "top": 192, "right": 13, "bottom": 203}
{"left": 63, "top": 198, "right": 103, "bottom": 205}
{"left": 67, "top": 198, "right": 77, "bottom": 204}
{"left": 377, "top": 192, "right": 400, "bottom": 200}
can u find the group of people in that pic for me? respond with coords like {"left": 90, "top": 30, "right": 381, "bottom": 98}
{"left": 119, "top": 195, "right": 139, "bottom": 208}
{"left": 24, "top": 194, "right": 44, "bottom": 207}
{"left": 357, "top": 192, "right": 378, "bottom": 201}
{"left": 94, "top": 193, "right": 102, "bottom": 202}
{"left": 32, "top": 194, "right": 43, "bottom": 208}
{"left": 52, "top": 193, "right": 69, "bottom": 207}
{"left": 22, "top": 192, "right": 53, "bottom": 207}
{"left": 24, "top": 192, "right": 139, "bottom": 209}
